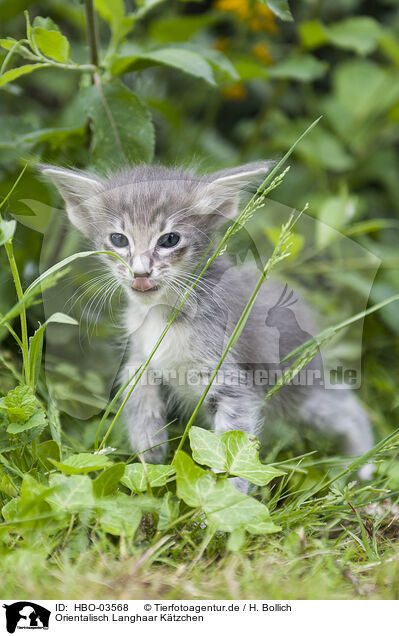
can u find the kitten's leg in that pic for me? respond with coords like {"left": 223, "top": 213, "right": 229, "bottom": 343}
{"left": 211, "top": 390, "right": 263, "bottom": 493}
{"left": 123, "top": 375, "right": 168, "bottom": 464}
{"left": 298, "top": 388, "right": 374, "bottom": 479}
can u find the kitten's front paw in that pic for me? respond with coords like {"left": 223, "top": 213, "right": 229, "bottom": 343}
{"left": 358, "top": 463, "right": 375, "bottom": 481}
{"left": 128, "top": 420, "right": 169, "bottom": 464}
{"left": 139, "top": 443, "right": 168, "bottom": 465}
{"left": 229, "top": 476, "right": 251, "bottom": 494}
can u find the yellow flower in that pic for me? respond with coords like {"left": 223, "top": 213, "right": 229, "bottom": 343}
{"left": 213, "top": 37, "right": 231, "bottom": 52}
{"left": 214, "top": 0, "right": 251, "bottom": 20}
{"left": 222, "top": 83, "right": 248, "bottom": 100}
{"left": 252, "top": 42, "right": 274, "bottom": 65}
{"left": 213, "top": 0, "right": 277, "bottom": 32}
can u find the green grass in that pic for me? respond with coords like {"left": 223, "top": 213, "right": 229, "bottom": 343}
{"left": 2, "top": 488, "right": 399, "bottom": 600}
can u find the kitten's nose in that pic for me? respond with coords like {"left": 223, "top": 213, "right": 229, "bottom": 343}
{"left": 132, "top": 254, "right": 152, "bottom": 278}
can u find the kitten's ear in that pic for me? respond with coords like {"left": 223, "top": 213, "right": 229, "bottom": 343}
{"left": 209, "top": 161, "right": 274, "bottom": 188}
{"left": 204, "top": 161, "right": 274, "bottom": 225}
{"left": 39, "top": 165, "right": 102, "bottom": 236}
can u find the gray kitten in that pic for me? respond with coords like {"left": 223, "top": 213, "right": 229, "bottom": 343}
{"left": 42, "top": 162, "right": 374, "bottom": 484}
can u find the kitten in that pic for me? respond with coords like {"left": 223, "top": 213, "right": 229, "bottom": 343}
{"left": 42, "top": 162, "right": 374, "bottom": 484}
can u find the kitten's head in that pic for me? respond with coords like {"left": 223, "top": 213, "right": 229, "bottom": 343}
{"left": 41, "top": 163, "right": 272, "bottom": 306}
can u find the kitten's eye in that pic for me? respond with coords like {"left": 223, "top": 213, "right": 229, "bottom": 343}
{"left": 110, "top": 233, "right": 129, "bottom": 248}
{"left": 157, "top": 233, "right": 180, "bottom": 248}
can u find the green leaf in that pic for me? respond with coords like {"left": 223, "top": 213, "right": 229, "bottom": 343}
{"left": 188, "top": 427, "right": 227, "bottom": 471}
{"left": 299, "top": 21, "right": 328, "bottom": 50}
{"left": 134, "top": 0, "right": 167, "bottom": 20}
{"left": 264, "top": 0, "right": 293, "bottom": 22}
{"left": 49, "top": 453, "right": 112, "bottom": 475}
{"left": 33, "top": 27, "right": 70, "bottom": 63}
{"left": 0, "top": 37, "right": 18, "bottom": 51}
{"left": 203, "top": 479, "right": 280, "bottom": 534}
{"left": 121, "top": 463, "right": 175, "bottom": 492}
{"left": 157, "top": 492, "right": 180, "bottom": 530}
{"left": 0, "top": 218, "right": 16, "bottom": 246}
{"left": 47, "top": 473, "right": 95, "bottom": 511}
{"left": 326, "top": 17, "right": 381, "bottom": 56}
{"left": 7, "top": 408, "right": 47, "bottom": 434}
{"left": 111, "top": 48, "right": 216, "bottom": 86}
{"left": 84, "top": 80, "right": 154, "bottom": 170}
{"left": 0, "top": 38, "right": 37, "bottom": 60}
{"left": 149, "top": 14, "right": 221, "bottom": 43}
{"left": 268, "top": 54, "right": 328, "bottom": 82}
{"left": 173, "top": 451, "right": 217, "bottom": 508}
{"left": 94, "top": 0, "right": 134, "bottom": 48}
{"left": 2, "top": 497, "right": 19, "bottom": 522}
{"left": 227, "top": 527, "right": 246, "bottom": 552}
{"left": 32, "top": 16, "right": 61, "bottom": 32}
{"left": 36, "top": 440, "right": 60, "bottom": 471}
{"left": 98, "top": 492, "right": 141, "bottom": 537}
{"left": 0, "top": 466, "right": 17, "bottom": 497}
{"left": 93, "top": 463, "right": 125, "bottom": 497}
{"left": 316, "top": 194, "right": 357, "bottom": 249}
{"left": 189, "top": 427, "right": 284, "bottom": 486}
{"left": 274, "top": 118, "right": 354, "bottom": 171}
{"left": 3, "top": 384, "right": 38, "bottom": 422}
{"left": 222, "top": 431, "right": 284, "bottom": 485}
{"left": 16, "top": 474, "right": 54, "bottom": 523}
{"left": 333, "top": 60, "right": 399, "bottom": 122}
{"left": 0, "top": 64, "right": 47, "bottom": 88}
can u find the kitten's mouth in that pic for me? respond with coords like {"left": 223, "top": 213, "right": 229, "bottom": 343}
{"left": 131, "top": 277, "right": 159, "bottom": 293}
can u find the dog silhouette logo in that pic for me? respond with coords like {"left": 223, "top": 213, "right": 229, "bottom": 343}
{"left": 3, "top": 602, "right": 50, "bottom": 633}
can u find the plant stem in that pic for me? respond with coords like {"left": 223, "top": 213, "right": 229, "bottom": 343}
{"left": 174, "top": 213, "right": 295, "bottom": 456}
{"left": 85, "top": 0, "right": 99, "bottom": 69}
{"left": 4, "top": 240, "right": 30, "bottom": 385}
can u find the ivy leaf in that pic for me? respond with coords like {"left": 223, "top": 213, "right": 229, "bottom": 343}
{"left": 204, "top": 479, "right": 279, "bottom": 533}
{"left": 49, "top": 453, "right": 112, "bottom": 475}
{"left": 188, "top": 427, "right": 226, "bottom": 471}
{"left": 189, "top": 427, "right": 284, "bottom": 486}
{"left": 84, "top": 80, "right": 154, "bottom": 170}
{"left": 33, "top": 27, "right": 70, "bottom": 63}
{"left": 264, "top": 0, "right": 293, "bottom": 22}
{"left": 173, "top": 451, "right": 217, "bottom": 508}
{"left": 121, "top": 463, "right": 175, "bottom": 492}
{"left": 98, "top": 492, "right": 142, "bottom": 537}
{"left": 93, "top": 463, "right": 125, "bottom": 497}
{"left": 157, "top": 492, "right": 180, "bottom": 531}
{"left": 221, "top": 431, "right": 285, "bottom": 485}
{"left": 47, "top": 473, "right": 95, "bottom": 511}
{"left": 174, "top": 452, "right": 280, "bottom": 535}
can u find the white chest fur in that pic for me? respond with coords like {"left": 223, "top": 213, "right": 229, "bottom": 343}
{"left": 125, "top": 302, "right": 193, "bottom": 367}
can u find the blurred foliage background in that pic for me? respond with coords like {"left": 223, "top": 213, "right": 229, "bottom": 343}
{"left": 0, "top": 0, "right": 398, "bottom": 448}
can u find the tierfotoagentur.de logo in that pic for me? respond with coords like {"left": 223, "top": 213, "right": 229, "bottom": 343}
{"left": 3, "top": 603, "right": 51, "bottom": 633}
